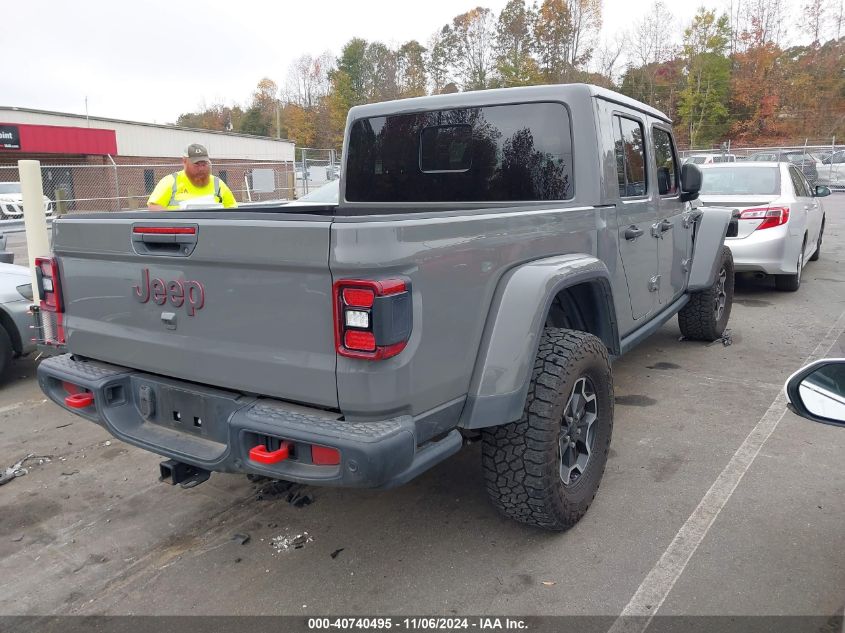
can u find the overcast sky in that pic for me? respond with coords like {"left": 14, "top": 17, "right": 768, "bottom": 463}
{"left": 4, "top": 0, "right": 810, "bottom": 125}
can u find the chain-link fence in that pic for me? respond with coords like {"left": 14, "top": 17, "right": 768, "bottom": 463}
{"left": 297, "top": 148, "right": 340, "bottom": 198}
{"left": 0, "top": 160, "right": 299, "bottom": 216}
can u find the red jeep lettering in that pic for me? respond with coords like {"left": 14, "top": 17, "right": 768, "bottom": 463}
{"left": 133, "top": 268, "right": 205, "bottom": 316}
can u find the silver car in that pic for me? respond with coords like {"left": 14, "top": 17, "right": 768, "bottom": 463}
{"left": 0, "top": 262, "right": 36, "bottom": 379}
{"left": 699, "top": 162, "right": 829, "bottom": 291}
{"left": 817, "top": 150, "right": 845, "bottom": 190}
{"left": 0, "top": 182, "right": 54, "bottom": 219}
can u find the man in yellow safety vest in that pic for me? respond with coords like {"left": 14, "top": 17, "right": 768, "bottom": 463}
{"left": 147, "top": 143, "right": 237, "bottom": 210}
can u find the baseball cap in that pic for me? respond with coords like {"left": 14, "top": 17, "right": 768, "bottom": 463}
{"left": 183, "top": 143, "right": 210, "bottom": 163}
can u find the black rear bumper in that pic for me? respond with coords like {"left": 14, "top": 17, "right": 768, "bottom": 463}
{"left": 38, "top": 354, "right": 462, "bottom": 488}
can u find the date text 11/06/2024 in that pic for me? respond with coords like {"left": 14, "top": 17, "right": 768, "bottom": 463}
{"left": 307, "top": 617, "right": 528, "bottom": 630}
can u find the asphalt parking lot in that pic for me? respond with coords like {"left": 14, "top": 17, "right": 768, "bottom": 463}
{"left": 1, "top": 199, "right": 843, "bottom": 627}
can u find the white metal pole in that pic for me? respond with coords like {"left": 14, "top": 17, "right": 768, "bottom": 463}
{"left": 18, "top": 160, "right": 50, "bottom": 302}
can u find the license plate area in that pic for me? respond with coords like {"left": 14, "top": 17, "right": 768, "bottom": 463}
{"left": 130, "top": 374, "right": 249, "bottom": 444}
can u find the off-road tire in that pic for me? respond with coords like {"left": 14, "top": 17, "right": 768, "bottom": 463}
{"left": 678, "top": 245, "right": 734, "bottom": 341}
{"left": 775, "top": 237, "right": 805, "bottom": 292}
{"left": 809, "top": 219, "right": 824, "bottom": 261}
{"left": 481, "top": 329, "right": 613, "bottom": 531}
{"left": 0, "top": 326, "right": 13, "bottom": 382}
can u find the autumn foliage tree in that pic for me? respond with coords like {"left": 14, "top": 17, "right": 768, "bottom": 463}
{"left": 174, "top": 0, "right": 844, "bottom": 151}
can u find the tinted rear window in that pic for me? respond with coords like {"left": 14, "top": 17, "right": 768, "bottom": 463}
{"left": 700, "top": 167, "right": 781, "bottom": 195}
{"left": 345, "top": 102, "right": 573, "bottom": 202}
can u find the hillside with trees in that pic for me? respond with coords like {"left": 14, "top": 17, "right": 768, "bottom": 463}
{"left": 175, "top": 0, "right": 844, "bottom": 150}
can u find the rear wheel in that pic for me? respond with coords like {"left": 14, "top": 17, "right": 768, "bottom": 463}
{"left": 678, "top": 245, "right": 734, "bottom": 341}
{"left": 481, "top": 328, "right": 613, "bottom": 531}
{"left": 776, "top": 237, "right": 805, "bottom": 292}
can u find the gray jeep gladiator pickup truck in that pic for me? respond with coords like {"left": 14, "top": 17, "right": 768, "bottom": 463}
{"left": 35, "top": 84, "right": 734, "bottom": 530}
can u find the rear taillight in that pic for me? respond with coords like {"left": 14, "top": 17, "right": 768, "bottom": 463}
{"left": 35, "top": 256, "right": 65, "bottom": 345}
{"left": 739, "top": 206, "right": 790, "bottom": 231}
{"left": 333, "top": 278, "right": 412, "bottom": 360}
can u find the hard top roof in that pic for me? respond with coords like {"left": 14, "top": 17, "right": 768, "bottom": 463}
{"left": 347, "top": 83, "right": 671, "bottom": 124}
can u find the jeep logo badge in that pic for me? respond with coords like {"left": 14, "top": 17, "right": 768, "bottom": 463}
{"left": 133, "top": 268, "right": 205, "bottom": 316}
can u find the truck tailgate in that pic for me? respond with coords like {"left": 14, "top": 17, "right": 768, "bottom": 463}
{"left": 52, "top": 216, "right": 337, "bottom": 408}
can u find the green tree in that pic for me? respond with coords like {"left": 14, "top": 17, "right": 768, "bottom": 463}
{"left": 677, "top": 9, "right": 732, "bottom": 147}
{"left": 239, "top": 105, "right": 271, "bottom": 136}
{"left": 533, "top": 0, "right": 574, "bottom": 82}
{"left": 428, "top": 26, "right": 457, "bottom": 93}
{"left": 365, "top": 42, "right": 398, "bottom": 102}
{"left": 494, "top": 0, "right": 541, "bottom": 86}
{"left": 337, "top": 38, "right": 370, "bottom": 105}
{"left": 397, "top": 40, "right": 428, "bottom": 97}
{"left": 451, "top": 7, "right": 497, "bottom": 90}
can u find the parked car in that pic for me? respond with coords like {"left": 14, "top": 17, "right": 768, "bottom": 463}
{"left": 699, "top": 162, "right": 829, "bottom": 291}
{"left": 746, "top": 151, "right": 819, "bottom": 185}
{"left": 786, "top": 359, "right": 845, "bottom": 427}
{"left": 816, "top": 149, "right": 845, "bottom": 190}
{"left": 0, "top": 182, "right": 54, "bottom": 219}
{"left": 683, "top": 153, "right": 736, "bottom": 165}
{"left": 0, "top": 263, "right": 35, "bottom": 379}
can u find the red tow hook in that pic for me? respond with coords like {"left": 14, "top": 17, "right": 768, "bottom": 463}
{"left": 65, "top": 392, "right": 94, "bottom": 409}
{"left": 249, "top": 441, "right": 291, "bottom": 464}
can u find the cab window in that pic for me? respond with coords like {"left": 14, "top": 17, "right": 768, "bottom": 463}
{"left": 652, "top": 128, "right": 679, "bottom": 196}
{"left": 614, "top": 115, "right": 647, "bottom": 197}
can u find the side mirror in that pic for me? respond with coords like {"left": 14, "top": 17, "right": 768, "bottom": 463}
{"left": 814, "top": 185, "right": 831, "bottom": 197}
{"left": 785, "top": 359, "right": 845, "bottom": 427}
{"left": 680, "top": 163, "right": 702, "bottom": 202}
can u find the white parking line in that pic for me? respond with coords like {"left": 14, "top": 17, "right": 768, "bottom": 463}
{"left": 608, "top": 307, "right": 845, "bottom": 633}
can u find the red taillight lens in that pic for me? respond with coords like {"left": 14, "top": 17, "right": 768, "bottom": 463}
{"left": 342, "top": 287, "right": 375, "bottom": 308}
{"left": 739, "top": 206, "right": 789, "bottom": 230}
{"left": 344, "top": 330, "right": 376, "bottom": 352}
{"left": 35, "top": 256, "right": 65, "bottom": 345}
{"left": 35, "top": 256, "right": 63, "bottom": 312}
{"left": 311, "top": 445, "right": 341, "bottom": 466}
{"left": 334, "top": 278, "right": 411, "bottom": 360}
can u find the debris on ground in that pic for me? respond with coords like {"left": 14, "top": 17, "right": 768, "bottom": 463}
{"left": 12, "top": 535, "right": 24, "bottom": 542}
{"left": 232, "top": 533, "right": 251, "bottom": 545}
{"left": 60, "top": 470, "right": 79, "bottom": 477}
{"left": 330, "top": 548, "right": 344, "bottom": 559}
{"left": 287, "top": 490, "right": 314, "bottom": 508}
{"left": 254, "top": 480, "right": 295, "bottom": 500}
{"left": 271, "top": 531, "right": 313, "bottom": 552}
{"left": 721, "top": 329, "right": 733, "bottom": 346}
{"left": 254, "top": 480, "right": 314, "bottom": 507}
{"left": 0, "top": 454, "right": 53, "bottom": 486}
{"left": 542, "top": 581, "right": 556, "bottom": 586}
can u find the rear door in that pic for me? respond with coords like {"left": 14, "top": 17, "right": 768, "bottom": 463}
{"left": 54, "top": 214, "right": 339, "bottom": 407}
{"left": 614, "top": 113, "right": 658, "bottom": 320}
{"left": 651, "top": 124, "right": 690, "bottom": 305}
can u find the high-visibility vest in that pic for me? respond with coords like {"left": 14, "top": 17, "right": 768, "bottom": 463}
{"left": 167, "top": 172, "right": 222, "bottom": 208}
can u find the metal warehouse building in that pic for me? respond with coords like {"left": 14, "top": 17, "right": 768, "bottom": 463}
{"left": 0, "top": 107, "right": 296, "bottom": 211}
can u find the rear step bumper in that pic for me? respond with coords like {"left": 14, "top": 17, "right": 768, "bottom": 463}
{"left": 38, "top": 354, "right": 463, "bottom": 488}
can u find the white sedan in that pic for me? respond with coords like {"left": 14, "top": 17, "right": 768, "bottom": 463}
{"left": 0, "top": 182, "right": 54, "bottom": 219}
{"left": 698, "top": 162, "right": 829, "bottom": 291}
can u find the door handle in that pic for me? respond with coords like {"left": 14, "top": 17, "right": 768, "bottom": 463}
{"left": 624, "top": 225, "right": 644, "bottom": 240}
{"left": 659, "top": 220, "right": 673, "bottom": 232}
